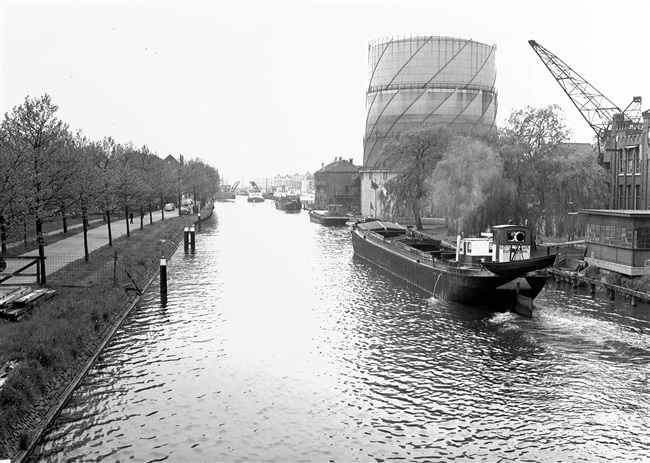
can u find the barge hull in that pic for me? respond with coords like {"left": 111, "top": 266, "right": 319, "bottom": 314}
{"left": 352, "top": 229, "right": 548, "bottom": 313}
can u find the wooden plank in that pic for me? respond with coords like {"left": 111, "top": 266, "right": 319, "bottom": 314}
{"left": 0, "top": 287, "right": 31, "bottom": 309}
{"left": 13, "top": 288, "right": 49, "bottom": 307}
{"left": 2, "top": 290, "right": 58, "bottom": 321}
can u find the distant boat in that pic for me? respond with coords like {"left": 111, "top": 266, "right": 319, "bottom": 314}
{"left": 275, "top": 194, "right": 301, "bottom": 211}
{"left": 351, "top": 220, "right": 555, "bottom": 317}
{"left": 247, "top": 186, "right": 264, "bottom": 203}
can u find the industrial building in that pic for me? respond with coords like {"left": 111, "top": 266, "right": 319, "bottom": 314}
{"left": 360, "top": 35, "right": 498, "bottom": 218}
{"left": 580, "top": 110, "right": 650, "bottom": 276}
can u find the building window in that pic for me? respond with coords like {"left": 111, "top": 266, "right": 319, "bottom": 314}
{"left": 635, "top": 228, "right": 650, "bottom": 249}
{"left": 618, "top": 151, "right": 624, "bottom": 174}
{"left": 635, "top": 185, "right": 641, "bottom": 209}
{"left": 618, "top": 185, "right": 624, "bottom": 209}
{"left": 627, "top": 151, "right": 634, "bottom": 174}
{"left": 587, "top": 223, "right": 600, "bottom": 243}
{"left": 619, "top": 227, "right": 633, "bottom": 249}
{"left": 635, "top": 148, "right": 641, "bottom": 174}
{"left": 626, "top": 185, "right": 632, "bottom": 209}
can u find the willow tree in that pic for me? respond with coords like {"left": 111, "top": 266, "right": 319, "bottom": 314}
{"left": 544, "top": 143, "right": 609, "bottom": 238}
{"left": 428, "top": 137, "right": 515, "bottom": 234}
{"left": 378, "top": 124, "right": 454, "bottom": 230}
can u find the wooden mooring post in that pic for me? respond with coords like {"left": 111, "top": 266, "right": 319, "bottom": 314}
{"left": 160, "top": 256, "right": 167, "bottom": 294}
{"left": 190, "top": 226, "right": 196, "bottom": 251}
{"left": 184, "top": 227, "right": 189, "bottom": 251}
{"left": 549, "top": 268, "right": 646, "bottom": 307}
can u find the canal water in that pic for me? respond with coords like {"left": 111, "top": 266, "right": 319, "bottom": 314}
{"left": 30, "top": 198, "right": 650, "bottom": 462}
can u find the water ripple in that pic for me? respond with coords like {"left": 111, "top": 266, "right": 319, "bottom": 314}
{"left": 30, "top": 200, "right": 650, "bottom": 462}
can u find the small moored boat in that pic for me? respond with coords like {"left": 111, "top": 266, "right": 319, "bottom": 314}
{"left": 309, "top": 205, "right": 350, "bottom": 226}
{"left": 275, "top": 194, "right": 301, "bottom": 211}
{"left": 247, "top": 181, "right": 265, "bottom": 203}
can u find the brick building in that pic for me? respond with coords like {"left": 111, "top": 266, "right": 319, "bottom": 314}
{"left": 314, "top": 158, "right": 359, "bottom": 211}
{"left": 581, "top": 110, "right": 650, "bottom": 275}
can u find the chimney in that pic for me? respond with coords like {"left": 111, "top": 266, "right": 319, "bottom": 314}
{"left": 349, "top": 158, "right": 353, "bottom": 163}
{"left": 321, "top": 162, "right": 324, "bottom": 169}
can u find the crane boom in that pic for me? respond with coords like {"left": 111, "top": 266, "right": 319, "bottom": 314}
{"left": 528, "top": 39, "right": 622, "bottom": 141}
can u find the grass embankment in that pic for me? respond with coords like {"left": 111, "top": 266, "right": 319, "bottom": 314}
{"left": 0, "top": 209, "right": 210, "bottom": 459}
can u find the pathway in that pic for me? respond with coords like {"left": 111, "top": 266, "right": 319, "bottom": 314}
{"left": 0, "top": 210, "right": 174, "bottom": 295}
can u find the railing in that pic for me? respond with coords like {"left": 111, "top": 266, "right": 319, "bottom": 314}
{"left": 362, "top": 230, "right": 486, "bottom": 273}
{"left": 0, "top": 256, "right": 42, "bottom": 286}
{"left": 367, "top": 82, "right": 497, "bottom": 95}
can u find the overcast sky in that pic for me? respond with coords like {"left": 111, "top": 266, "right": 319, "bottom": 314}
{"left": 2, "top": 1, "right": 649, "bottom": 184}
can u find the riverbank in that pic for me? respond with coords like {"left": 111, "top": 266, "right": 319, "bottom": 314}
{"left": 0, "top": 205, "right": 214, "bottom": 460}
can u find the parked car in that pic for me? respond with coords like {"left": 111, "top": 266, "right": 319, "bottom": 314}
{"left": 180, "top": 206, "right": 191, "bottom": 215}
{"left": 164, "top": 203, "right": 175, "bottom": 211}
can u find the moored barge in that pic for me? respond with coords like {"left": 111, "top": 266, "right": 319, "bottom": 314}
{"left": 351, "top": 220, "right": 555, "bottom": 316}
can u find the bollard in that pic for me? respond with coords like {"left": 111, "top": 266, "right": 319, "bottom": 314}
{"left": 608, "top": 288, "right": 615, "bottom": 300}
{"left": 190, "top": 226, "right": 196, "bottom": 251}
{"left": 184, "top": 227, "right": 189, "bottom": 250}
{"left": 160, "top": 256, "right": 167, "bottom": 294}
{"left": 631, "top": 295, "right": 638, "bottom": 307}
{"left": 197, "top": 213, "right": 201, "bottom": 232}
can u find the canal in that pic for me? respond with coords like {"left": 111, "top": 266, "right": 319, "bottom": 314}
{"left": 29, "top": 198, "right": 650, "bottom": 461}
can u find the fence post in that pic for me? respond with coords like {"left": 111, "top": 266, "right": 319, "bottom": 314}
{"left": 113, "top": 251, "right": 118, "bottom": 286}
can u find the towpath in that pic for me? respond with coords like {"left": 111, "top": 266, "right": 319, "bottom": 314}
{"left": 0, "top": 210, "right": 173, "bottom": 295}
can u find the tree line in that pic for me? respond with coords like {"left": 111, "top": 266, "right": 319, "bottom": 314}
{"left": 0, "top": 94, "right": 221, "bottom": 267}
{"left": 379, "top": 104, "right": 611, "bottom": 238}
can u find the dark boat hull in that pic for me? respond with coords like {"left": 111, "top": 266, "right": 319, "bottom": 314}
{"left": 275, "top": 200, "right": 301, "bottom": 211}
{"left": 309, "top": 210, "right": 349, "bottom": 226}
{"left": 482, "top": 254, "right": 556, "bottom": 277}
{"left": 352, "top": 228, "right": 549, "bottom": 313}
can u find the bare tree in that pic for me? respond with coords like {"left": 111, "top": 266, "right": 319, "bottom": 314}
{"left": 1, "top": 95, "right": 75, "bottom": 283}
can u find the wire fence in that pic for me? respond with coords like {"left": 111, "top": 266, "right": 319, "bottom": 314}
{"left": 45, "top": 253, "right": 129, "bottom": 288}
{"left": 1, "top": 242, "right": 178, "bottom": 290}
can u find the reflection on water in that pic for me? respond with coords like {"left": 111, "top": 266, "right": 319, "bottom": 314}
{"left": 31, "top": 199, "right": 650, "bottom": 462}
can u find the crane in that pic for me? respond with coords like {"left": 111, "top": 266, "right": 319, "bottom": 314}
{"left": 528, "top": 40, "right": 642, "bottom": 144}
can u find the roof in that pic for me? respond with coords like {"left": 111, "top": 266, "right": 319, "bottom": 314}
{"left": 579, "top": 209, "right": 650, "bottom": 217}
{"left": 356, "top": 220, "right": 405, "bottom": 232}
{"left": 316, "top": 158, "right": 358, "bottom": 174}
